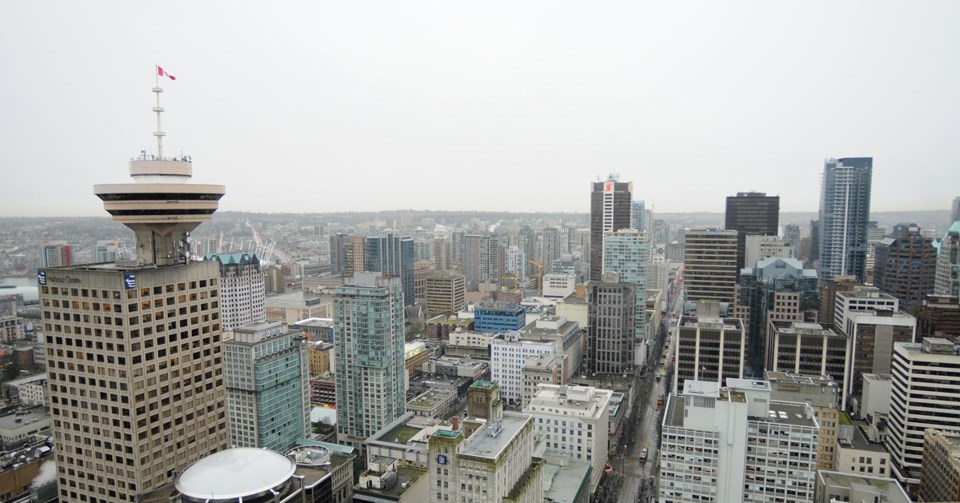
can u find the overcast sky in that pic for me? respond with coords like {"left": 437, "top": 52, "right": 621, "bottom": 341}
{"left": 2, "top": 1, "right": 958, "bottom": 217}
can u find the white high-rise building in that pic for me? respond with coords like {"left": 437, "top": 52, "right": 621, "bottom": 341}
{"left": 207, "top": 252, "right": 266, "bottom": 332}
{"left": 490, "top": 333, "right": 555, "bottom": 405}
{"left": 886, "top": 337, "right": 960, "bottom": 487}
{"left": 660, "top": 379, "right": 820, "bottom": 503}
{"left": 524, "top": 384, "right": 611, "bottom": 492}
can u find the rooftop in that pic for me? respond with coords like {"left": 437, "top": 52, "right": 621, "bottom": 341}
{"left": 816, "top": 471, "right": 910, "bottom": 503}
{"left": 0, "top": 410, "right": 50, "bottom": 430}
{"left": 175, "top": 448, "right": 296, "bottom": 500}
{"left": 761, "top": 401, "right": 817, "bottom": 427}
{"left": 460, "top": 413, "right": 531, "bottom": 461}
{"left": 541, "top": 455, "right": 591, "bottom": 503}
{"left": 840, "top": 421, "right": 886, "bottom": 453}
{"left": 355, "top": 465, "right": 427, "bottom": 499}
{"left": 407, "top": 389, "right": 456, "bottom": 409}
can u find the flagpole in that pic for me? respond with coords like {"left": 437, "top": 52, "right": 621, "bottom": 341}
{"left": 153, "top": 65, "right": 165, "bottom": 159}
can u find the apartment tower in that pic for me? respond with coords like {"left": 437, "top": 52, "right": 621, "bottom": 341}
{"left": 818, "top": 157, "right": 873, "bottom": 283}
{"left": 334, "top": 272, "right": 406, "bottom": 448}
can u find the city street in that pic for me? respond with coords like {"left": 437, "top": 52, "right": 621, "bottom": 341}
{"left": 614, "top": 284, "right": 683, "bottom": 503}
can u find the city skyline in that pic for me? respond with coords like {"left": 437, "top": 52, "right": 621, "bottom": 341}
{"left": 1, "top": 2, "right": 959, "bottom": 217}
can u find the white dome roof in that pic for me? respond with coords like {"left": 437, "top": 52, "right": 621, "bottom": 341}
{"left": 176, "top": 448, "right": 296, "bottom": 499}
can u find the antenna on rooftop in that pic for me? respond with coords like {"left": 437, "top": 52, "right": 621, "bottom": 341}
{"left": 153, "top": 65, "right": 167, "bottom": 159}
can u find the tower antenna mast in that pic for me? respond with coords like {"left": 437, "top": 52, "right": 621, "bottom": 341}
{"left": 153, "top": 66, "right": 165, "bottom": 159}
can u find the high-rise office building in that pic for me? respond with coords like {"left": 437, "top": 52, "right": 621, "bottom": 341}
{"left": 40, "top": 242, "right": 71, "bottom": 268}
{"left": 590, "top": 175, "right": 632, "bottom": 282}
{"left": 767, "top": 372, "right": 842, "bottom": 471}
{"left": 631, "top": 200, "right": 647, "bottom": 232}
{"left": 424, "top": 271, "right": 465, "bottom": 315}
{"left": 660, "top": 380, "right": 820, "bottom": 503}
{"left": 783, "top": 223, "right": 801, "bottom": 252}
{"left": 364, "top": 232, "right": 414, "bottom": 306}
{"left": 834, "top": 287, "right": 916, "bottom": 397}
{"left": 919, "top": 429, "right": 960, "bottom": 503}
{"left": 735, "top": 257, "right": 819, "bottom": 376}
{"left": 683, "top": 228, "right": 738, "bottom": 303}
{"left": 463, "top": 233, "right": 504, "bottom": 290}
{"left": 818, "top": 157, "right": 873, "bottom": 284}
{"left": 540, "top": 227, "right": 561, "bottom": 273}
{"left": 342, "top": 235, "right": 366, "bottom": 279}
{"left": 818, "top": 275, "right": 858, "bottom": 325}
{"left": 743, "top": 235, "right": 793, "bottom": 269}
{"left": 329, "top": 232, "right": 349, "bottom": 276}
{"left": 673, "top": 314, "right": 746, "bottom": 391}
{"left": 40, "top": 87, "right": 228, "bottom": 501}
{"left": 873, "top": 224, "right": 937, "bottom": 312}
{"left": 224, "top": 321, "right": 309, "bottom": 451}
{"left": 914, "top": 294, "right": 960, "bottom": 339}
{"left": 887, "top": 338, "right": 960, "bottom": 487}
{"left": 766, "top": 322, "right": 850, "bottom": 405}
{"left": 433, "top": 236, "right": 451, "bottom": 272}
{"left": 725, "top": 192, "right": 779, "bottom": 277}
{"left": 935, "top": 221, "right": 960, "bottom": 296}
{"left": 586, "top": 272, "right": 636, "bottom": 374}
{"left": 206, "top": 252, "right": 265, "bottom": 332}
{"left": 951, "top": 196, "right": 960, "bottom": 225}
{"left": 602, "top": 229, "right": 647, "bottom": 350}
{"left": 334, "top": 272, "right": 405, "bottom": 448}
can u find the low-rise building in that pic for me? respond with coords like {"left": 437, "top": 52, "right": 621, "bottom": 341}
{"left": 421, "top": 356, "right": 489, "bottom": 380}
{"left": 836, "top": 420, "right": 891, "bottom": 478}
{"left": 815, "top": 471, "right": 910, "bottom": 503}
{"left": 308, "top": 341, "right": 335, "bottom": 376}
{"left": 406, "top": 389, "right": 457, "bottom": 418}
{"left": 0, "top": 410, "right": 51, "bottom": 446}
{"left": 354, "top": 457, "right": 428, "bottom": 503}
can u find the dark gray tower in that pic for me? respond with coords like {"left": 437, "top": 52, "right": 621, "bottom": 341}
{"left": 725, "top": 192, "right": 779, "bottom": 277}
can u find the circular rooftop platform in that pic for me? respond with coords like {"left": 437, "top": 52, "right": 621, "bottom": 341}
{"left": 176, "top": 448, "right": 296, "bottom": 500}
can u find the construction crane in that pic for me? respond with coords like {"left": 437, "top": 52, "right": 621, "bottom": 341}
{"left": 528, "top": 260, "right": 544, "bottom": 296}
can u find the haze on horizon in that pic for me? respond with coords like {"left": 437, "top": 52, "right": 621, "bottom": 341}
{"left": 2, "top": 1, "right": 958, "bottom": 217}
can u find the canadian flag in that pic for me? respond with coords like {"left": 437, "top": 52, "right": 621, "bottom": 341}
{"left": 157, "top": 66, "right": 176, "bottom": 81}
